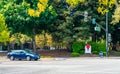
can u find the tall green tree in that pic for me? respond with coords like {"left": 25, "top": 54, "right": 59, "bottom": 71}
{"left": 0, "top": 0, "right": 31, "bottom": 34}
{"left": 0, "top": 0, "right": 57, "bottom": 52}
{"left": 27, "top": 0, "right": 57, "bottom": 51}
{"left": 49, "top": 0, "right": 91, "bottom": 50}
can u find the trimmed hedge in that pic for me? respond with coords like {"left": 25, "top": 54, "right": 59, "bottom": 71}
{"left": 71, "top": 52, "right": 80, "bottom": 57}
{"left": 72, "top": 41, "right": 106, "bottom": 56}
{"left": 88, "top": 41, "right": 106, "bottom": 55}
{"left": 71, "top": 42, "right": 85, "bottom": 57}
{"left": 72, "top": 42, "right": 85, "bottom": 53}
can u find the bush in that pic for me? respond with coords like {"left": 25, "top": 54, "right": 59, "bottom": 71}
{"left": 71, "top": 52, "right": 80, "bottom": 57}
{"left": 92, "top": 51, "right": 99, "bottom": 54}
{"left": 103, "top": 52, "right": 106, "bottom": 56}
{"left": 72, "top": 42, "right": 80, "bottom": 53}
{"left": 80, "top": 50, "right": 84, "bottom": 54}
{"left": 72, "top": 42, "right": 85, "bottom": 53}
{"left": 71, "top": 41, "right": 106, "bottom": 55}
{"left": 88, "top": 41, "right": 106, "bottom": 55}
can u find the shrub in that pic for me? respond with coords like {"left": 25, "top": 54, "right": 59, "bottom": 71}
{"left": 71, "top": 52, "right": 80, "bottom": 57}
{"left": 98, "top": 42, "right": 106, "bottom": 52}
{"left": 88, "top": 41, "right": 106, "bottom": 55}
{"left": 72, "top": 42, "right": 80, "bottom": 53}
{"left": 92, "top": 51, "right": 99, "bottom": 54}
{"left": 72, "top": 42, "right": 85, "bottom": 53}
{"left": 103, "top": 52, "right": 106, "bottom": 56}
{"left": 80, "top": 50, "right": 84, "bottom": 54}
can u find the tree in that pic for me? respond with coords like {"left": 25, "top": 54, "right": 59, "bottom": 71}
{"left": 111, "top": 2, "right": 120, "bottom": 46}
{"left": 49, "top": 0, "right": 92, "bottom": 51}
{"left": 0, "top": 0, "right": 31, "bottom": 34}
{"left": 0, "top": 14, "right": 10, "bottom": 50}
{"left": 0, "top": 0, "right": 32, "bottom": 51}
{"left": 28, "top": 0, "right": 48, "bottom": 17}
{"left": 0, "top": 0, "right": 57, "bottom": 52}
{"left": 97, "top": 0, "right": 115, "bottom": 15}
{"left": 111, "top": 5, "right": 120, "bottom": 24}
{"left": 10, "top": 33, "right": 32, "bottom": 50}
{"left": 36, "top": 32, "right": 53, "bottom": 49}
{"left": 0, "top": 0, "right": 119, "bottom": 52}
{"left": 27, "top": 0, "right": 57, "bottom": 51}
{"left": 66, "top": 0, "right": 84, "bottom": 8}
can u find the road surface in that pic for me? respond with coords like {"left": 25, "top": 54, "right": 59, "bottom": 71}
{"left": 0, "top": 57, "right": 120, "bottom": 74}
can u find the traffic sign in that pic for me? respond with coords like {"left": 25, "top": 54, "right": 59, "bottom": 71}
{"left": 94, "top": 26, "right": 101, "bottom": 32}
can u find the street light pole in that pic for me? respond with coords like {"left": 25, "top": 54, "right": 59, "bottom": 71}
{"left": 106, "top": 12, "right": 109, "bottom": 57}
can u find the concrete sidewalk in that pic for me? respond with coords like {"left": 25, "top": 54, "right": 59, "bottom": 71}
{"left": 0, "top": 56, "right": 55, "bottom": 61}
{"left": 1, "top": 56, "right": 120, "bottom": 62}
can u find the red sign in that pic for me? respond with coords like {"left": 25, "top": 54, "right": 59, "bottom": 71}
{"left": 86, "top": 44, "right": 90, "bottom": 50}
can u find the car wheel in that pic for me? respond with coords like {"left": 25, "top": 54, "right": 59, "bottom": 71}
{"left": 26, "top": 56, "right": 31, "bottom": 61}
{"left": 34, "top": 59, "right": 38, "bottom": 61}
{"left": 10, "top": 56, "right": 14, "bottom": 61}
{"left": 19, "top": 59, "right": 22, "bottom": 60}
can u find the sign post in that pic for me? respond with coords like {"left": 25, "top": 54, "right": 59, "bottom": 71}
{"left": 85, "top": 44, "right": 91, "bottom": 54}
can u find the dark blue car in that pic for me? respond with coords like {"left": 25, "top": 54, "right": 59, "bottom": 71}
{"left": 7, "top": 50, "right": 40, "bottom": 61}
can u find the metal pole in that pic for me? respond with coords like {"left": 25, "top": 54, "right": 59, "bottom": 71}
{"left": 106, "top": 12, "right": 109, "bottom": 57}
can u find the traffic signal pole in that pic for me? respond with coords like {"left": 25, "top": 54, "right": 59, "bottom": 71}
{"left": 74, "top": 11, "right": 109, "bottom": 57}
{"left": 91, "top": 14, "right": 109, "bottom": 57}
{"left": 106, "top": 12, "right": 109, "bottom": 57}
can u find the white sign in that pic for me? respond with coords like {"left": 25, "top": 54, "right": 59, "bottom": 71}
{"left": 85, "top": 44, "right": 91, "bottom": 54}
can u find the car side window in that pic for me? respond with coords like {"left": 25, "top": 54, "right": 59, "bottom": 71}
{"left": 14, "top": 51, "right": 20, "bottom": 54}
{"left": 20, "top": 51, "right": 25, "bottom": 54}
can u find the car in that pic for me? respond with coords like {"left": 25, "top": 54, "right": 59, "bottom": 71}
{"left": 7, "top": 50, "right": 40, "bottom": 61}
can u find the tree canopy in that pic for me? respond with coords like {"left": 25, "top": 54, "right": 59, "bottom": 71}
{"left": 0, "top": 0, "right": 120, "bottom": 51}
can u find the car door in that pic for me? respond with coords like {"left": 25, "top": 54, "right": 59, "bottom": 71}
{"left": 13, "top": 51, "right": 20, "bottom": 58}
{"left": 19, "top": 51, "right": 26, "bottom": 59}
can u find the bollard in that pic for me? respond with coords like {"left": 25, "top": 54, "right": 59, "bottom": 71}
{"left": 99, "top": 51, "right": 103, "bottom": 58}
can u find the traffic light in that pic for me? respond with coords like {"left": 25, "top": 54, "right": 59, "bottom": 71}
{"left": 117, "top": 0, "right": 120, "bottom": 4}
{"left": 84, "top": 11, "right": 88, "bottom": 22}
{"left": 70, "top": 8, "right": 73, "bottom": 17}
{"left": 92, "top": 18, "right": 96, "bottom": 24}
{"left": 108, "top": 33, "right": 112, "bottom": 42}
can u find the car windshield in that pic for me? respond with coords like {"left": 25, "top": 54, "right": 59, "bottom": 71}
{"left": 25, "top": 50, "right": 34, "bottom": 54}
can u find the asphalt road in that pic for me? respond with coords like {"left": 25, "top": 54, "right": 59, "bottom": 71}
{"left": 0, "top": 57, "right": 120, "bottom": 74}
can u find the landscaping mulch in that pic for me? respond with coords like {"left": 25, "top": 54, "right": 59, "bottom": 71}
{"left": 0, "top": 50, "right": 120, "bottom": 57}
{"left": 37, "top": 49, "right": 71, "bottom": 57}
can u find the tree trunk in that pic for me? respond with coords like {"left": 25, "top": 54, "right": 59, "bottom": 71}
{"left": 32, "top": 28, "right": 36, "bottom": 52}
{"left": 43, "top": 31, "right": 47, "bottom": 48}
{"left": 20, "top": 43, "right": 24, "bottom": 50}
{"left": 67, "top": 42, "right": 72, "bottom": 52}
{"left": 12, "top": 43, "right": 15, "bottom": 50}
{"left": 0, "top": 44, "right": 2, "bottom": 50}
{"left": 7, "top": 42, "right": 10, "bottom": 52}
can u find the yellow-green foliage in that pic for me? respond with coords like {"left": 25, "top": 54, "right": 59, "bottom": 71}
{"left": 97, "top": 0, "right": 115, "bottom": 15}
{"left": 28, "top": 0, "right": 48, "bottom": 17}
{"left": 10, "top": 33, "right": 32, "bottom": 45}
{"left": 35, "top": 32, "right": 53, "bottom": 48}
{"left": 111, "top": 6, "right": 120, "bottom": 24}
{"left": 66, "top": 0, "right": 84, "bottom": 7}
{"left": 0, "top": 14, "right": 10, "bottom": 44}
